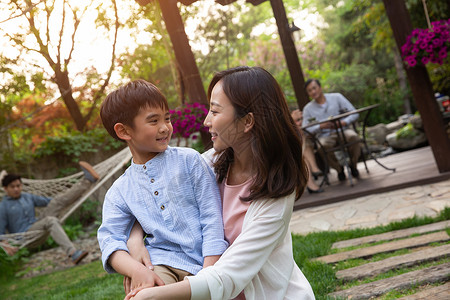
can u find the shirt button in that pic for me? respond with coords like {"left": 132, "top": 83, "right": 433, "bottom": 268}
{"left": 143, "top": 165, "right": 146, "bottom": 169}
{"left": 154, "top": 191, "right": 159, "bottom": 195}
{"left": 150, "top": 179, "right": 155, "bottom": 183}
{"left": 160, "top": 205, "right": 165, "bottom": 210}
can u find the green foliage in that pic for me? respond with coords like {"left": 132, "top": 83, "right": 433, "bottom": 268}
{"left": 42, "top": 223, "right": 84, "bottom": 250}
{"left": 191, "top": 137, "right": 206, "bottom": 154}
{"left": 396, "top": 123, "right": 419, "bottom": 139}
{"left": 427, "top": 56, "right": 450, "bottom": 96}
{"left": 33, "top": 128, "right": 123, "bottom": 162}
{"left": 0, "top": 247, "right": 29, "bottom": 281}
{"left": 65, "top": 198, "right": 103, "bottom": 227}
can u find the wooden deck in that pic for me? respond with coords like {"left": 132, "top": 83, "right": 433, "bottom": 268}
{"left": 294, "top": 146, "right": 450, "bottom": 210}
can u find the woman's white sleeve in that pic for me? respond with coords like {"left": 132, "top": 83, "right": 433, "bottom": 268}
{"left": 188, "top": 198, "right": 290, "bottom": 300}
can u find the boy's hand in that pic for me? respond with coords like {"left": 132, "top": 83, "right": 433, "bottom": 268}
{"left": 129, "top": 265, "right": 165, "bottom": 293}
{"left": 127, "top": 238, "right": 153, "bottom": 270}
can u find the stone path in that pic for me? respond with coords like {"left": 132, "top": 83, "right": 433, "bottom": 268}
{"left": 290, "top": 178, "right": 450, "bottom": 235}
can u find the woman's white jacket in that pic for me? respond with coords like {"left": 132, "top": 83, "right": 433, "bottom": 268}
{"left": 187, "top": 192, "right": 315, "bottom": 300}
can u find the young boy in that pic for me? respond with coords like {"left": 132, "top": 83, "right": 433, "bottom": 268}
{"left": 97, "top": 80, "right": 228, "bottom": 292}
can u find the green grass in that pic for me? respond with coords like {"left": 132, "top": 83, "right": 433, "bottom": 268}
{"left": 292, "top": 207, "right": 450, "bottom": 299}
{"left": 0, "top": 261, "right": 124, "bottom": 300}
{"left": 1, "top": 207, "right": 449, "bottom": 299}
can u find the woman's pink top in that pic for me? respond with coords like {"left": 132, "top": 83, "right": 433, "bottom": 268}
{"left": 219, "top": 177, "right": 253, "bottom": 300}
{"left": 219, "top": 178, "right": 252, "bottom": 244}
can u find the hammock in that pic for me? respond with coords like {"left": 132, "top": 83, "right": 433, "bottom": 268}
{"left": 0, "top": 147, "right": 132, "bottom": 249}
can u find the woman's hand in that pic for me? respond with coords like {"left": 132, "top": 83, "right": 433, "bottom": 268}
{"left": 124, "top": 284, "right": 155, "bottom": 300}
{"left": 124, "top": 280, "right": 192, "bottom": 300}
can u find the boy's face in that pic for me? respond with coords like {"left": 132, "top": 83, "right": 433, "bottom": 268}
{"left": 4, "top": 179, "right": 22, "bottom": 199}
{"left": 127, "top": 105, "right": 173, "bottom": 163}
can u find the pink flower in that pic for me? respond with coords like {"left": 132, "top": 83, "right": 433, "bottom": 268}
{"left": 407, "top": 58, "right": 417, "bottom": 67}
{"left": 401, "top": 18, "right": 450, "bottom": 67}
{"left": 421, "top": 56, "right": 430, "bottom": 64}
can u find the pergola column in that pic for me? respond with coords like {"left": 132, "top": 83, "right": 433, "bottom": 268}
{"left": 383, "top": 0, "right": 450, "bottom": 172}
{"left": 269, "top": 0, "right": 309, "bottom": 109}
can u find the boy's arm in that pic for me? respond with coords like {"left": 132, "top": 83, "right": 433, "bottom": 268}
{"left": 127, "top": 220, "right": 153, "bottom": 269}
{"left": 109, "top": 250, "right": 164, "bottom": 291}
{"left": 98, "top": 188, "right": 164, "bottom": 291}
{"left": 190, "top": 153, "right": 228, "bottom": 260}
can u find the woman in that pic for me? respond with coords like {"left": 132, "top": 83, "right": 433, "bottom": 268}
{"left": 126, "top": 66, "right": 315, "bottom": 300}
{"left": 290, "top": 109, "right": 324, "bottom": 194}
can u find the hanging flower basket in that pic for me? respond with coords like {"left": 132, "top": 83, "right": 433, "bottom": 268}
{"left": 170, "top": 102, "right": 208, "bottom": 146}
{"left": 401, "top": 19, "right": 450, "bottom": 67}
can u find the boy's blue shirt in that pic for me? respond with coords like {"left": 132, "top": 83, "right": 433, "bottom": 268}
{"left": 97, "top": 146, "right": 228, "bottom": 275}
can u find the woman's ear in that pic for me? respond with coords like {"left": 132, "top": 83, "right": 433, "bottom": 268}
{"left": 244, "top": 112, "right": 255, "bottom": 133}
{"left": 114, "top": 123, "right": 132, "bottom": 141}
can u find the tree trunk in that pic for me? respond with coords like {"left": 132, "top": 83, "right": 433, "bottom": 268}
{"left": 54, "top": 69, "right": 86, "bottom": 131}
{"left": 269, "top": 0, "right": 309, "bottom": 110}
{"left": 158, "top": 0, "right": 211, "bottom": 149}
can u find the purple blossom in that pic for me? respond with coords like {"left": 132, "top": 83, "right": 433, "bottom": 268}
{"left": 408, "top": 58, "right": 417, "bottom": 67}
{"left": 401, "top": 18, "right": 450, "bottom": 67}
{"left": 170, "top": 102, "right": 208, "bottom": 140}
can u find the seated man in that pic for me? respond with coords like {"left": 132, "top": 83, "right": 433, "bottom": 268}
{"left": 0, "top": 162, "right": 99, "bottom": 264}
{"left": 302, "top": 79, "right": 361, "bottom": 181}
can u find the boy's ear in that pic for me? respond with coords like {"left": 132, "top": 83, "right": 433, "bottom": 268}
{"left": 243, "top": 112, "right": 255, "bottom": 133}
{"left": 114, "top": 123, "right": 132, "bottom": 141}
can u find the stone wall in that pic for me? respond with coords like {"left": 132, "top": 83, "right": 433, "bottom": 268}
{"left": 367, "top": 115, "right": 450, "bottom": 153}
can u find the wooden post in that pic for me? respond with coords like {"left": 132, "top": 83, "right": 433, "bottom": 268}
{"left": 269, "top": 0, "right": 309, "bottom": 109}
{"left": 158, "top": 0, "right": 211, "bottom": 148}
{"left": 383, "top": 0, "right": 450, "bottom": 173}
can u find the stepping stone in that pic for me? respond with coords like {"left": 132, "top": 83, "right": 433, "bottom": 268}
{"left": 314, "top": 231, "right": 449, "bottom": 264}
{"left": 397, "top": 282, "right": 450, "bottom": 299}
{"left": 328, "top": 262, "right": 450, "bottom": 299}
{"left": 332, "top": 221, "right": 450, "bottom": 249}
{"left": 336, "top": 244, "right": 450, "bottom": 281}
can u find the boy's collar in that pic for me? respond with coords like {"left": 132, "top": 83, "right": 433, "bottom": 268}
{"left": 130, "top": 147, "right": 170, "bottom": 171}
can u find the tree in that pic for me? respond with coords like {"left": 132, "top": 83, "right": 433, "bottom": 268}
{"left": 0, "top": 0, "right": 121, "bottom": 131}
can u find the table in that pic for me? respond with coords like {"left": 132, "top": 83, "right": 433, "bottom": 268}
{"left": 302, "top": 104, "right": 396, "bottom": 186}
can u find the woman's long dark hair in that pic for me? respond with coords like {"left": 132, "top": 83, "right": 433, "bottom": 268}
{"left": 208, "top": 66, "right": 307, "bottom": 201}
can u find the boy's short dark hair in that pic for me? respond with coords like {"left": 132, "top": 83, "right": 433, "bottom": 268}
{"left": 2, "top": 174, "right": 21, "bottom": 187}
{"left": 304, "top": 79, "right": 321, "bottom": 90}
{"left": 100, "top": 79, "right": 169, "bottom": 142}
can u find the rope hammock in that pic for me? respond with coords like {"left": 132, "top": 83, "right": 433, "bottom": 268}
{"left": 0, "top": 147, "right": 132, "bottom": 249}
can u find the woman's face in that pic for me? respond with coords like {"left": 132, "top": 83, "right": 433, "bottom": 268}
{"left": 204, "top": 81, "right": 246, "bottom": 152}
